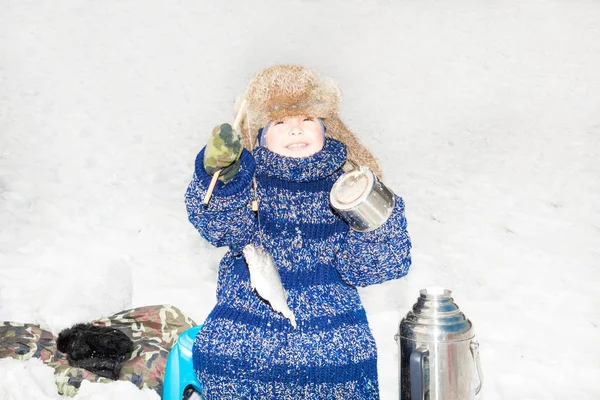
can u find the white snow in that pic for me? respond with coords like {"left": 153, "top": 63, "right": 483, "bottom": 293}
{"left": 1, "top": 0, "right": 599, "bottom": 399}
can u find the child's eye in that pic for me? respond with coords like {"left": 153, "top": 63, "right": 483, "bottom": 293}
{"left": 303, "top": 117, "right": 313, "bottom": 122}
{"left": 275, "top": 121, "right": 284, "bottom": 125}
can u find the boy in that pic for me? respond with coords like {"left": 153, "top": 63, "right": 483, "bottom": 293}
{"left": 185, "top": 65, "right": 412, "bottom": 399}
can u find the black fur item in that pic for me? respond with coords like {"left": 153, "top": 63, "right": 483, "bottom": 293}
{"left": 57, "top": 323, "right": 134, "bottom": 380}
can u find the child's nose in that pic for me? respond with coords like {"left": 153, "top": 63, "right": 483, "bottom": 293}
{"left": 289, "top": 118, "right": 303, "bottom": 135}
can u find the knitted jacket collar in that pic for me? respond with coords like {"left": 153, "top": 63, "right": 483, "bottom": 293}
{"left": 253, "top": 138, "right": 347, "bottom": 182}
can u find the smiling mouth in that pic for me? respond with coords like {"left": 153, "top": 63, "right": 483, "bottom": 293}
{"left": 286, "top": 143, "right": 309, "bottom": 149}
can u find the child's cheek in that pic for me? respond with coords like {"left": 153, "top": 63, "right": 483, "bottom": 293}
{"left": 267, "top": 138, "right": 286, "bottom": 155}
{"left": 315, "top": 135, "right": 325, "bottom": 150}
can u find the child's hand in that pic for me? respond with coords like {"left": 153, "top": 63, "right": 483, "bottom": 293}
{"left": 203, "top": 123, "right": 243, "bottom": 183}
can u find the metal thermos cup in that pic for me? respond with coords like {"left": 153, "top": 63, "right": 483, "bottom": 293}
{"left": 330, "top": 164, "right": 395, "bottom": 232}
{"left": 394, "top": 288, "right": 484, "bottom": 400}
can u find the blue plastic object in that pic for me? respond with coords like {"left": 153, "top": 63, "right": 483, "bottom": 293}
{"left": 163, "top": 325, "right": 204, "bottom": 400}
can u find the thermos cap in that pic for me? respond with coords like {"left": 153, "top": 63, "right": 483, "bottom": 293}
{"left": 399, "top": 287, "right": 475, "bottom": 343}
{"left": 330, "top": 168, "right": 373, "bottom": 209}
{"left": 329, "top": 166, "right": 395, "bottom": 232}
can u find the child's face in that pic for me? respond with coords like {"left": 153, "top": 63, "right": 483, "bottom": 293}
{"left": 264, "top": 115, "right": 324, "bottom": 157}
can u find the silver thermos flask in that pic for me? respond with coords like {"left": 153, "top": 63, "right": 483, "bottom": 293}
{"left": 395, "top": 288, "right": 484, "bottom": 400}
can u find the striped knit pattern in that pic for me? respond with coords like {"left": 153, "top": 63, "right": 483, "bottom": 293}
{"left": 185, "top": 138, "right": 412, "bottom": 399}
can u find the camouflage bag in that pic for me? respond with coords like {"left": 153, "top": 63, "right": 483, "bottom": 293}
{"left": 0, "top": 304, "right": 196, "bottom": 396}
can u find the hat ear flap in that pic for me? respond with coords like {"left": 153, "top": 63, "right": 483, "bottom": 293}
{"left": 234, "top": 94, "right": 255, "bottom": 150}
{"left": 324, "top": 116, "right": 383, "bottom": 180}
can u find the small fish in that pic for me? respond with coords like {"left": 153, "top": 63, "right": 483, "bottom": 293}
{"left": 243, "top": 244, "right": 297, "bottom": 329}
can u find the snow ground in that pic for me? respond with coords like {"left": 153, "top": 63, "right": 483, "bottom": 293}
{"left": 1, "top": 1, "right": 599, "bottom": 399}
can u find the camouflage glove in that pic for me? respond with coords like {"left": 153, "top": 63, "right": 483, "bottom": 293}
{"left": 203, "top": 123, "right": 243, "bottom": 183}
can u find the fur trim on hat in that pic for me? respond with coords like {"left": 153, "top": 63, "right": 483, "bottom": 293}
{"left": 235, "top": 65, "right": 383, "bottom": 179}
{"left": 323, "top": 116, "right": 383, "bottom": 179}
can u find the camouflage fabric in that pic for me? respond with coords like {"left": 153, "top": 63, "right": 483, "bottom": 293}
{"left": 203, "top": 123, "right": 243, "bottom": 183}
{"left": 0, "top": 304, "right": 196, "bottom": 397}
{"left": 0, "top": 321, "right": 106, "bottom": 396}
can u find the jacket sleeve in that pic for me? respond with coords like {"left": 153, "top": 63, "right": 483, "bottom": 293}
{"left": 334, "top": 194, "right": 412, "bottom": 287}
{"left": 185, "top": 147, "right": 257, "bottom": 254}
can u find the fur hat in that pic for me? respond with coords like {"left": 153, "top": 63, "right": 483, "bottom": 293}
{"left": 236, "top": 65, "right": 383, "bottom": 178}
